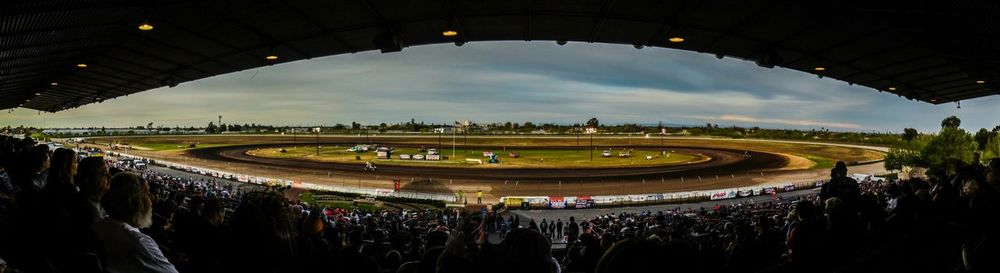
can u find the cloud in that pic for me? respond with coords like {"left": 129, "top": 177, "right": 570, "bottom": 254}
{"left": 683, "top": 115, "right": 863, "bottom": 129}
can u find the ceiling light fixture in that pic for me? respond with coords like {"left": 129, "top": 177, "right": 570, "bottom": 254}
{"left": 442, "top": 16, "right": 459, "bottom": 37}
{"left": 976, "top": 80, "right": 986, "bottom": 84}
{"left": 888, "top": 87, "right": 897, "bottom": 91}
{"left": 77, "top": 63, "right": 88, "bottom": 68}
{"left": 266, "top": 46, "right": 278, "bottom": 60}
{"left": 814, "top": 67, "right": 826, "bottom": 71}
{"left": 50, "top": 82, "right": 58, "bottom": 86}
{"left": 138, "top": 22, "right": 154, "bottom": 31}
{"left": 668, "top": 37, "right": 685, "bottom": 43}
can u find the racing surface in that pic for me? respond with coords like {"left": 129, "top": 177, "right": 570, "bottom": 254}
{"left": 187, "top": 142, "right": 788, "bottom": 180}
{"left": 91, "top": 136, "right": 887, "bottom": 200}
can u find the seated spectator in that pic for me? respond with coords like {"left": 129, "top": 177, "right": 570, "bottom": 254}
{"left": 72, "top": 157, "right": 110, "bottom": 226}
{"left": 786, "top": 201, "right": 825, "bottom": 270}
{"left": 37, "top": 148, "right": 79, "bottom": 261}
{"left": 504, "top": 228, "right": 556, "bottom": 273}
{"left": 94, "top": 173, "right": 178, "bottom": 273}
{"left": 187, "top": 198, "right": 226, "bottom": 273}
{"left": 594, "top": 239, "right": 669, "bottom": 273}
{"left": 220, "top": 191, "right": 298, "bottom": 273}
{"left": 336, "top": 228, "right": 380, "bottom": 273}
{"left": 60, "top": 157, "right": 110, "bottom": 257}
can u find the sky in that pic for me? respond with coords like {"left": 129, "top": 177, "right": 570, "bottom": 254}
{"left": 2, "top": 42, "right": 998, "bottom": 133}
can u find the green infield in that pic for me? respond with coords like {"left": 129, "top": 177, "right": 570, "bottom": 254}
{"left": 249, "top": 146, "right": 704, "bottom": 168}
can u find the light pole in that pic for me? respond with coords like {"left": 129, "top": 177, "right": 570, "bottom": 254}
{"left": 590, "top": 133, "right": 594, "bottom": 161}
{"left": 315, "top": 127, "right": 320, "bottom": 156}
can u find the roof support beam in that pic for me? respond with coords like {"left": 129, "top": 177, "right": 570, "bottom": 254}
{"left": 587, "top": 0, "right": 616, "bottom": 43}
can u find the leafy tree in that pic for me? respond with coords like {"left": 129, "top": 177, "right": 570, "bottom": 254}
{"left": 885, "top": 145, "right": 924, "bottom": 171}
{"left": 974, "top": 128, "right": 993, "bottom": 151}
{"left": 983, "top": 134, "right": 1000, "bottom": 160}
{"left": 902, "top": 128, "right": 918, "bottom": 142}
{"left": 921, "top": 126, "right": 976, "bottom": 175}
{"left": 586, "top": 117, "right": 599, "bottom": 128}
{"left": 206, "top": 122, "right": 217, "bottom": 134}
{"left": 941, "top": 116, "right": 961, "bottom": 128}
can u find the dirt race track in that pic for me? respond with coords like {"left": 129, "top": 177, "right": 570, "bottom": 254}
{"left": 189, "top": 143, "right": 783, "bottom": 179}
{"left": 99, "top": 136, "right": 887, "bottom": 202}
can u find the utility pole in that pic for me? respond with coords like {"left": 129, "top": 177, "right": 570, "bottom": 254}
{"left": 315, "top": 127, "right": 320, "bottom": 156}
{"left": 452, "top": 128, "right": 456, "bottom": 159}
{"left": 590, "top": 133, "right": 594, "bottom": 161}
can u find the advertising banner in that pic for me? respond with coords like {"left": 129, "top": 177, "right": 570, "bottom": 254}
{"left": 710, "top": 190, "right": 737, "bottom": 200}
{"left": 549, "top": 196, "right": 566, "bottom": 209}
{"left": 575, "top": 196, "right": 594, "bottom": 208}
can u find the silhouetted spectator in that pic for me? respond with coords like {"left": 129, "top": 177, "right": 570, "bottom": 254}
{"left": 786, "top": 201, "right": 824, "bottom": 270}
{"left": 219, "top": 191, "right": 298, "bottom": 273}
{"left": 336, "top": 228, "right": 379, "bottom": 273}
{"left": 820, "top": 161, "right": 860, "bottom": 216}
{"left": 94, "top": 173, "right": 178, "bottom": 273}
{"left": 504, "top": 228, "right": 556, "bottom": 273}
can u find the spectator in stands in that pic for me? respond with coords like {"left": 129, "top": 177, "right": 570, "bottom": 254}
{"left": 594, "top": 239, "right": 668, "bottom": 273}
{"left": 820, "top": 161, "right": 861, "bottom": 216}
{"left": 823, "top": 197, "right": 858, "bottom": 268}
{"left": 504, "top": 228, "right": 557, "bottom": 273}
{"left": 186, "top": 198, "right": 226, "bottom": 273}
{"left": 40, "top": 148, "right": 78, "bottom": 232}
{"left": 220, "top": 191, "right": 298, "bottom": 273}
{"left": 567, "top": 216, "right": 580, "bottom": 240}
{"left": 43, "top": 148, "right": 77, "bottom": 197}
{"left": 25, "top": 145, "right": 51, "bottom": 192}
{"left": 73, "top": 157, "right": 110, "bottom": 225}
{"left": 563, "top": 232, "right": 602, "bottom": 273}
{"left": 336, "top": 229, "right": 379, "bottom": 273}
{"left": 786, "top": 201, "right": 824, "bottom": 270}
{"left": 296, "top": 211, "right": 332, "bottom": 273}
{"left": 960, "top": 168, "right": 1000, "bottom": 272}
{"left": 556, "top": 219, "right": 564, "bottom": 241}
{"left": 549, "top": 219, "right": 557, "bottom": 240}
{"left": 540, "top": 219, "right": 549, "bottom": 239}
{"left": 94, "top": 173, "right": 178, "bottom": 273}
{"left": 58, "top": 157, "right": 111, "bottom": 261}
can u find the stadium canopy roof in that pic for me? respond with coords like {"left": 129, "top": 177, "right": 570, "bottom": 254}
{"left": 2, "top": 0, "right": 999, "bottom": 112}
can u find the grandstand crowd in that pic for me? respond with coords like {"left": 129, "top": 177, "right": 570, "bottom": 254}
{"left": 1, "top": 134, "right": 999, "bottom": 273}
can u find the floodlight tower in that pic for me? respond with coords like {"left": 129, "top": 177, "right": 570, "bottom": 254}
{"left": 315, "top": 127, "right": 321, "bottom": 156}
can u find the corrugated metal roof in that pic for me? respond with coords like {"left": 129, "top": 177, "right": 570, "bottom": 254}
{"left": 1, "top": 0, "right": 998, "bottom": 112}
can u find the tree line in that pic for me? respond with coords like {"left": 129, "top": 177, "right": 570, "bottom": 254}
{"left": 885, "top": 116, "right": 1000, "bottom": 175}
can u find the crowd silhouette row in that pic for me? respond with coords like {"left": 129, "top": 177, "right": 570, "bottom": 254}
{"left": 1, "top": 135, "right": 998, "bottom": 273}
